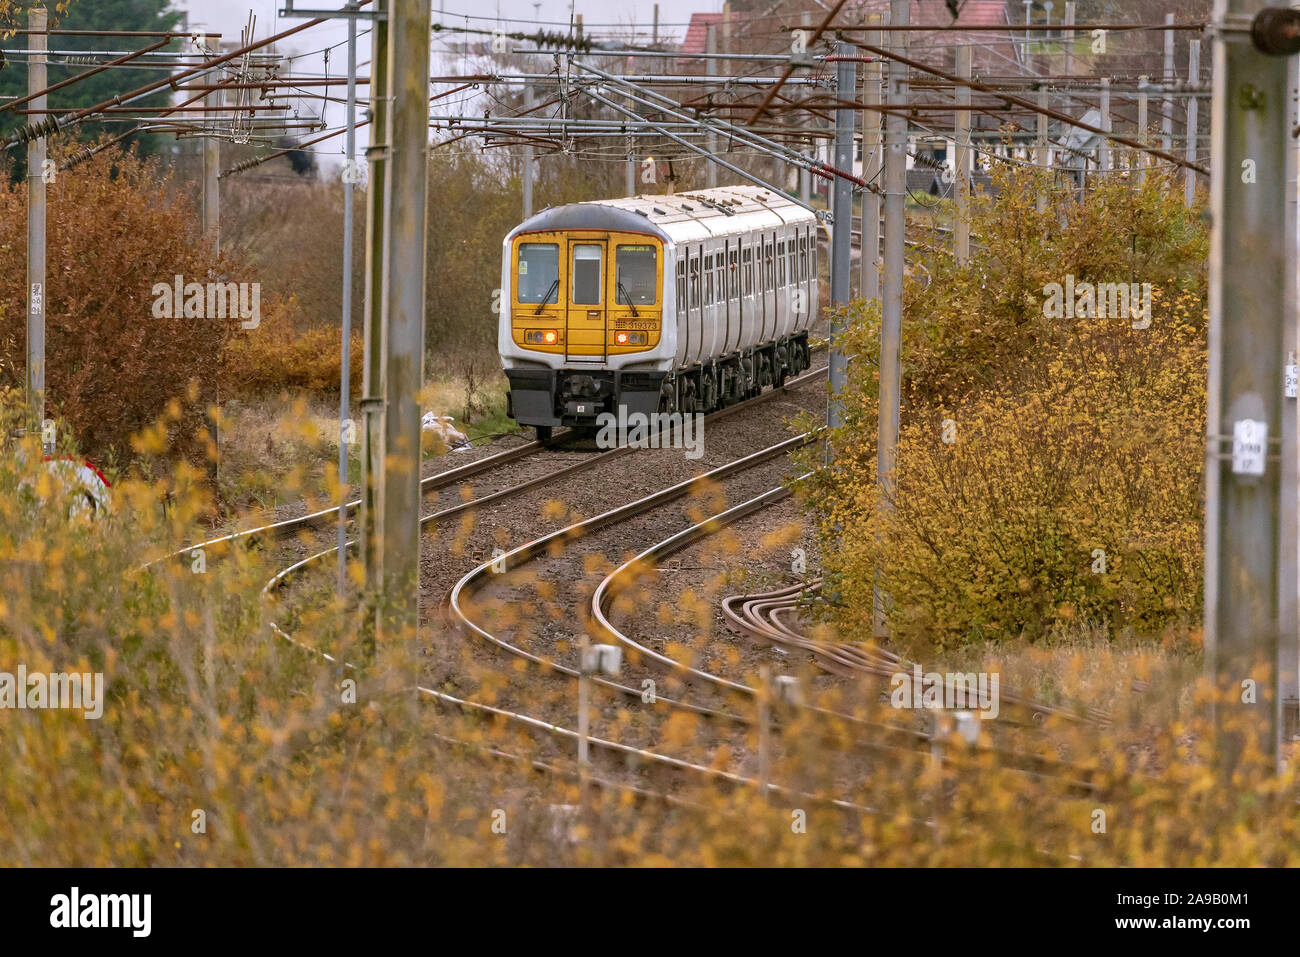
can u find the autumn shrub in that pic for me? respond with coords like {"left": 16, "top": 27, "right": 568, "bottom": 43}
{"left": 0, "top": 143, "right": 237, "bottom": 465}
{"left": 220, "top": 295, "right": 362, "bottom": 399}
{"left": 800, "top": 168, "right": 1208, "bottom": 648}
{"left": 1, "top": 391, "right": 1294, "bottom": 867}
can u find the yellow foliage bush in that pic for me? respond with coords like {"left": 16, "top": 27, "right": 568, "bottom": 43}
{"left": 221, "top": 295, "right": 363, "bottom": 398}
{"left": 800, "top": 168, "right": 1208, "bottom": 648}
{"left": 1, "top": 398, "right": 1295, "bottom": 866}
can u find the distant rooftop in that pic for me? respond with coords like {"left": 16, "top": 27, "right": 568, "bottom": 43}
{"left": 679, "top": 12, "right": 724, "bottom": 57}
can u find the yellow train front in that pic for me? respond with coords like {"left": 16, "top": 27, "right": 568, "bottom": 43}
{"left": 499, "top": 185, "right": 818, "bottom": 440}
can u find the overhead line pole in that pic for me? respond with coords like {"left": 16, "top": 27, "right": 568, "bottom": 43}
{"left": 1162, "top": 12, "right": 1175, "bottom": 154}
{"left": 706, "top": 23, "right": 718, "bottom": 189}
{"left": 874, "top": 0, "right": 908, "bottom": 639}
{"left": 375, "top": 0, "right": 433, "bottom": 679}
{"left": 1205, "top": 1, "right": 1300, "bottom": 773}
{"left": 338, "top": 6, "right": 359, "bottom": 599}
{"left": 522, "top": 78, "right": 535, "bottom": 217}
{"left": 201, "top": 34, "right": 222, "bottom": 486}
{"left": 359, "top": 0, "right": 391, "bottom": 665}
{"left": 828, "top": 41, "right": 854, "bottom": 429}
{"left": 954, "top": 44, "right": 972, "bottom": 258}
{"left": 26, "top": 6, "right": 47, "bottom": 450}
{"left": 863, "top": 21, "right": 883, "bottom": 294}
{"left": 1185, "top": 39, "right": 1201, "bottom": 205}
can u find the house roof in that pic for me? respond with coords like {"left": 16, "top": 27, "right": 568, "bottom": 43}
{"left": 679, "top": 12, "right": 724, "bottom": 57}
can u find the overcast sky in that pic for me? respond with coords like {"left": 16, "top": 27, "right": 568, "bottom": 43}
{"left": 173, "top": 0, "right": 723, "bottom": 167}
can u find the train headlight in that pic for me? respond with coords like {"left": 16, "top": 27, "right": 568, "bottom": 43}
{"left": 615, "top": 331, "right": 647, "bottom": 346}
{"left": 525, "top": 329, "right": 560, "bottom": 345}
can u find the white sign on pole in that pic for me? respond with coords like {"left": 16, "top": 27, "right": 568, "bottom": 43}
{"left": 1232, "top": 419, "right": 1269, "bottom": 476}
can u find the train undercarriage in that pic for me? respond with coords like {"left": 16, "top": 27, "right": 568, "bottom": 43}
{"left": 506, "top": 332, "right": 812, "bottom": 440}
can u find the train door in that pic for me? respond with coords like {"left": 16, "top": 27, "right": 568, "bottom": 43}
{"left": 759, "top": 232, "right": 769, "bottom": 343}
{"left": 566, "top": 238, "right": 607, "bottom": 360}
{"left": 740, "top": 239, "right": 755, "bottom": 350}
{"left": 724, "top": 242, "right": 737, "bottom": 353}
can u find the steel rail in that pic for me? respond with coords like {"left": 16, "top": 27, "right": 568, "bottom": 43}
{"left": 439, "top": 430, "right": 985, "bottom": 771}
{"left": 588, "top": 484, "right": 1106, "bottom": 785}
{"left": 264, "top": 599, "right": 881, "bottom": 814}
{"left": 260, "top": 368, "right": 834, "bottom": 741}
{"left": 720, "top": 582, "right": 1108, "bottom": 725}
{"left": 142, "top": 437, "right": 547, "bottom": 570}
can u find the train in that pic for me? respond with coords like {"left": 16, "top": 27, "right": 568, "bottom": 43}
{"left": 499, "top": 185, "right": 820, "bottom": 440}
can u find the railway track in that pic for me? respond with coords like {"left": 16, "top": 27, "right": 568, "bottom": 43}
{"left": 259, "top": 361, "right": 830, "bottom": 593}
{"left": 247, "top": 353, "right": 1097, "bottom": 826}
{"left": 585, "top": 479, "right": 1105, "bottom": 787}
{"left": 152, "top": 355, "right": 831, "bottom": 582}
{"left": 719, "top": 581, "right": 1113, "bottom": 726}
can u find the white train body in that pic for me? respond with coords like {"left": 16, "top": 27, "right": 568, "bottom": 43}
{"left": 499, "top": 185, "right": 819, "bottom": 435}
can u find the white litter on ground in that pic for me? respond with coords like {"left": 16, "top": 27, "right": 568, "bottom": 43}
{"left": 421, "top": 413, "right": 472, "bottom": 452}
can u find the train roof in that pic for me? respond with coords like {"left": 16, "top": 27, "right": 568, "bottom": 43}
{"left": 507, "top": 185, "right": 819, "bottom": 245}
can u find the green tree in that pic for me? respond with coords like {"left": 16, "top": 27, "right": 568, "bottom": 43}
{"left": 1, "top": 0, "right": 182, "bottom": 179}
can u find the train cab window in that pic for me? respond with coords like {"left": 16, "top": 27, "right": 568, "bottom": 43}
{"left": 777, "top": 241, "right": 786, "bottom": 286}
{"left": 676, "top": 260, "right": 686, "bottom": 306}
{"left": 517, "top": 243, "right": 559, "bottom": 303}
{"left": 703, "top": 254, "right": 714, "bottom": 306}
{"left": 572, "top": 244, "right": 603, "bottom": 305}
{"left": 616, "top": 244, "right": 657, "bottom": 306}
{"left": 728, "top": 249, "right": 739, "bottom": 298}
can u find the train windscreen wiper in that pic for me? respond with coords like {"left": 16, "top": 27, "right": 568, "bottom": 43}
{"left": 617, "top": 281, "right": 640, "bottom": 317}
{"left": 533, "top": 279, "right": 559, "bottom": 315}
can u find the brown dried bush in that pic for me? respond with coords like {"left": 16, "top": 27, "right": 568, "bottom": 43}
{"left": 0, "top": 144, "right": 236, "bottom": 466}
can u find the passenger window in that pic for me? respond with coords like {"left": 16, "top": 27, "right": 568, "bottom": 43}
{"left": 676, "top": 260, "right": 686, "bottom": 306}
{"left": 704, "top": 254, "right": 714, "bottom": 306}
{"left": 743, "top": 248, "right": 753, "bottom": 296}
{"left": 799, "top": 237, "right": 808, "bottom": 282}
{"left": 572, "top": 244, "right": 602, "bottom": 305}
{"left": 616, "top": 244, "right": 658, "bottom": 306}
{"left": 729, "top": 250, "right": 739, "bottom": 297}
{"left": 517, "top": 243, "right": 559, "bottom": 304}
{"left": 777, "top": 241, "right": 786, "bottom": 286}
{"left": 689, "top": 255, "right": 700, "bottom": 309}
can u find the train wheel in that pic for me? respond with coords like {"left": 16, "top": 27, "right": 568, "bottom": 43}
{"left": 658, "top": 380, "right": 677, "bottom": 415}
